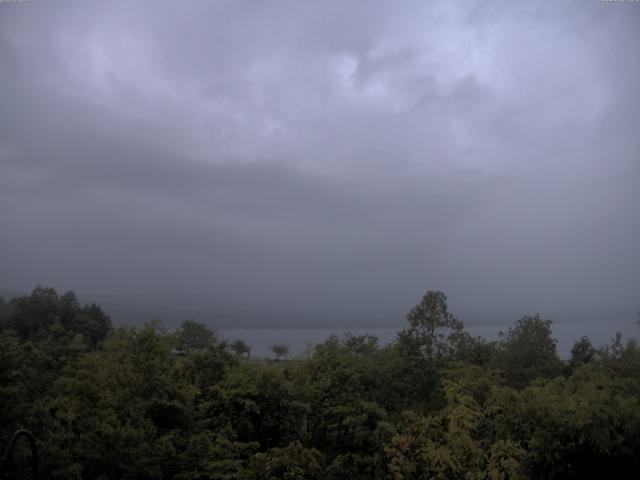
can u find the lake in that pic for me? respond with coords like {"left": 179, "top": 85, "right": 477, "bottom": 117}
{"left": 221, "top": 320, "right": 639, "bottom": 359}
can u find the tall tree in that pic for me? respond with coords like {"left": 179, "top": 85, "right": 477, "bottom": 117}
{"left": 175, "top": 319, "right": 218, "bottom": 351}
{"left": 270, "top": 343, "right": 290, "bottom": 360}
{"left": 500, "top": 314, "right": 562, "bottom": 388}
{"left": 568, "top": 336, "right": 597, "bottom": 371}
{"left": 230, "top": 338, "right": 252, "bottom": 358}
{"left": 397, "top": 290, "right": 463, "bottom": 361}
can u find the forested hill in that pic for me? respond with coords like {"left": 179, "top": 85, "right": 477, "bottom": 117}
{"left": 1, "top": 288, "right": 327, "bottom": 330}
{"left": 1, "top": 286, "right": 639, "bottom": 479}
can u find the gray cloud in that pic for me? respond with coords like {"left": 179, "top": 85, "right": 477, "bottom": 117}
{"left": 1, "top": 0, "right": 638, "bottom": 326}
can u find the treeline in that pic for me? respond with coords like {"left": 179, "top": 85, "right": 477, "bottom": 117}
{"left": 1, "top": 286, "right": 639, "bottom": 479}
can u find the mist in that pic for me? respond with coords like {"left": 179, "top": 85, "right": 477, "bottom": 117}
{"left": 1, "top": 0, "right": 638, "bottom": 328}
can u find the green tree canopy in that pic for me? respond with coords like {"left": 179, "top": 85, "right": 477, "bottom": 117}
{"left": 397, "top": 290, "right": 464, "bottom": 361}
{"left": 499, "top": 314, "right": 562, "bottom": 389}
{"left": 270, "top": 343, "right": 290, "bottom": 360}
{"left": 229, "top": 338, "right": 252, "bottom": 358}
{"left": 175, "top": 319, "right": 218, "bottom": 351}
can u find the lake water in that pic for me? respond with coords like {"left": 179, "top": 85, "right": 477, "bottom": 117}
{"left": 221, "top": 320, "right": 639, "bottom": 359}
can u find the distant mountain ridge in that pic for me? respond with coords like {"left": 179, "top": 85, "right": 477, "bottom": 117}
{"left": 0, "top": 287, "right": 342, "bottom": 330}
{"left": 84, "top": 290, "right": 333, "bottom": 330}
{"left": 1, "top": 287, "right": 636, "bottom": 331}
{"left": 0, "top": 288, "right": 25, "bottom": 302}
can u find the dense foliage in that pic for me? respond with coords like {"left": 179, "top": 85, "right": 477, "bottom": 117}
{"left": 1, "top": 287, "right": 639, "bottom": 479}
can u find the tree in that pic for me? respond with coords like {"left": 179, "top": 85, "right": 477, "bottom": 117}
{"left": 568, "top": 336, "right": 597, "bottom": 371}
{"left": 230, "top": 338, "right": 252, "bottom": 358}
{"left": 271, "top": 343, "right": 290, "bottom": 361}
{"left": 250, "top": 441, "right": 323, "bottom": 479}
{"left": 391, "top": 290, "right": 465, "bottom": 411}
{"left": 206, "top": 364, "right": 305, "bottom": 449}
{"left": 448, "top": 331, "right": 497, "bottom": 366}
{"left": 79, "top": 302, "right": 112, "bottom": 347}
{"left": 6, "top": 286, "right": 60, "bottom": 340}
{"left": 397, "top": 290, "right": 464, "bottom": 361}
{"left": 343, "top": 333, "right": 379, "bottom": 355}
{"left": 385, "top": 384, "right": 526, "bottom": 480}
{"left": 175, "top": 319, "right": 218, "bottom": 351}
{"left": 500, "top": 314, "right": 562, "bottom": 388}
{"left": 7, "top": 282, "right": 640, "bottom": 479}
{"left": 3, "top": 287, "right": 112, "bottom": 349}
{"left": 0, "top": 296, "right": 11, "bottom": 331}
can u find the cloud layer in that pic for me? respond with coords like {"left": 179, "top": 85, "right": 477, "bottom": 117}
{"left": 1, "top": 1, "right": 638, "bottom": 324}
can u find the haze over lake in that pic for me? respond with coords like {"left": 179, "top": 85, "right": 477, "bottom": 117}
{"left": 223, "top": 320, "right": 639, "bottom": 360}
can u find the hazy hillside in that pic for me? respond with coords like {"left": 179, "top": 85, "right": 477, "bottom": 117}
{"left": 2, "top": 287, "right": 635, "bottom": 332}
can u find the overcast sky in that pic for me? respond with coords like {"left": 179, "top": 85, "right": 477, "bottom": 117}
{"left": 1, "top": 1, "right": 638, "bottom": 324}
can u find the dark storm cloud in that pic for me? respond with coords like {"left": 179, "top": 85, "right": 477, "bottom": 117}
{"left": 1, "top": 0, "right": 638, "bottom": 324}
